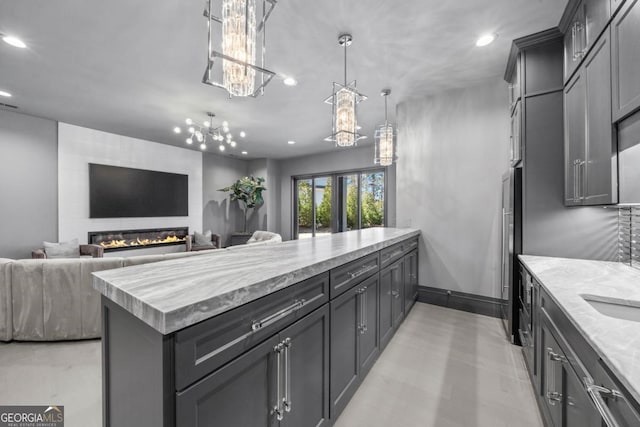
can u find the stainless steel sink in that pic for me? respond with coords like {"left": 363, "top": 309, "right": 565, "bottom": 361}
{"left": 581, "top": 294, "right": 640, "bottom": 323}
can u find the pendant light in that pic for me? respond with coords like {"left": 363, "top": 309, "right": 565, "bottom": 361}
{"left": 202, "top": 0, "right": 277, "bottom": 97}
{"left": 374, "top": 89, "right": 397, "bottom": 166}
{"left": 324, "top": 34, "right": 367, "bottom": 147}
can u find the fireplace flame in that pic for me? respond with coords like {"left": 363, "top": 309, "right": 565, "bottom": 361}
{"left": 99, "top": 235, "right": 186, "bottom": 249}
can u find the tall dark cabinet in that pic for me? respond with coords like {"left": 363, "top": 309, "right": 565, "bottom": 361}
{"left": 503, "top": 29, "right": 565, "bottom": 343}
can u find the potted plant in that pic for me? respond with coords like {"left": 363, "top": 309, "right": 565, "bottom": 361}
{"left": 219, "top": 176, "right": 267, "bottom": 236}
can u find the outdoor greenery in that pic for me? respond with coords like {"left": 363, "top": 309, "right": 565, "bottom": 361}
{"left": 297, "top": 173, "right": 384, "bottom": 232}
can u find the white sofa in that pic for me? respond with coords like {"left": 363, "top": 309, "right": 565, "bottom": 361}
{"left": 0, "top": 249, "right": 217, "bottom": 342}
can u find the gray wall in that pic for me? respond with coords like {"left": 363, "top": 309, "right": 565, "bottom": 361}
{"left": 396, "top": 79, "right": 509, "bottom": 298}
{"left": 277, "top": 145, "right": 396, "bottom": 240}
{"left": 202, "top": 153, "right": 249, "bottom": 246}
{"left": 0, "top": 110, "right": 58, "bottom": 259}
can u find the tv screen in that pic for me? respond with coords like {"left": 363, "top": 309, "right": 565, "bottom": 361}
{"left": 89, "top": 164, "right": 188, "bottom": 218}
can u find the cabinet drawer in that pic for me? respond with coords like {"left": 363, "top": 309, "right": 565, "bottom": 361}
{"left": 330, "top": 252, "right": 379, "bottom": 299}
{"left": 174, "top": 272, "right": 329, "bottom": 391}
{"left": 380, "top": 238, "right": 418, "bottom": 268}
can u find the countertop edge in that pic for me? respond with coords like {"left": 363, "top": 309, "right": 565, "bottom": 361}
{"left": 94, "top": 229, "right": 420, "bottom": 335}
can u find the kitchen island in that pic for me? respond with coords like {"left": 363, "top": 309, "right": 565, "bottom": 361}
{"left": 93, "top": 227, "right": 420, "bottom": 427}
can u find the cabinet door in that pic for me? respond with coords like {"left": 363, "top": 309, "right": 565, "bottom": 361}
{"left": 593, "top": 361, "right": 640, "bottom": 427}
{"left": 565, "top": 5, "right": 586, "bottom": 83}
{"left": 583, "top": 29, "right": 617, "bottom": 204}
{"left": 280, "top": 306, "right": 330, "bottom": 427}
{"left": 540, "top": 322, "right": 563, "bottom": 427}
{"left": 359, "top": 275, "right": 379, "bottom": 376}
{"left": 391, "top": 260, "right": 405, "bottom": 329}
{"left": 379, "top": 267, "right": 394, "bottom": 349}
{"left": 510, "top": 102, "right": 522, "bottom": 166}
{"left": 564, "top": 70, "right": 587, "bottom": 206}
{"left": 329, "top": 287, "right": 360, "bottom": 419}
{"left": 612, "top": 0, "right": 640, "bottom": 121}
{"left": 584, "top": 0, "right": 610, "bottom": 50}
{"left": 564, "top": 362, "right": 600, "bottom": 427}
{"left": 404, "top": 251, "right": 418, "bottom": 314}
{"left": 176, "top": 335, "right": 280, "bottom": 427}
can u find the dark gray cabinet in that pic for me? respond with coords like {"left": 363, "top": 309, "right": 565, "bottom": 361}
{"left": 176, "top": 305, "right": 330, "bottom": 427}
{"left": 612, "top": 0, "right": 640, "bottom": 121}
{"left": 330, "top": 273, "right": 379, "bottom": 419}
{"left": 379, "top": 264, "right": 394, "bottom": 349}
{"left": 176, "top": 334, "right": 280, "bottom": 427}
{"left": 359, "top": 275, "right": 379, "bottom": 376}
{"left": 540, "top": 321, "right": 563, "bottom": 427}
{"left": 563, "top": 0, "right": 610, "bottom": 84}
{"left": 510, "top": 101, "right": 522, "bottom": 166}
{"left": 103, "top": 236, "right": 419, "bottom": 427}
{"left": 564, "top": 29, "right": 617, "bottom": 205}
{"left": 404, "top": 250, "right": 418, "bottom": 314}
{"left": 380, "top": 259, "right": 404, "bottom": 349}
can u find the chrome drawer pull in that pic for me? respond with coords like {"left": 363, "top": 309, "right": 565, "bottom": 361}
{"left": 283, "top": 338, "right": 292, "bottom": 413}
{"left": 348, "top": 263, "right": 377, "bottom": 279}
{"left": 546, "top": 391, "right": 562, "bottom": 403}
{"left": 273, "top": 343, "right": 284, "bottom": 421}
{"left": 252, "top": 299, "right": 306, "bottom": 332}
{"left": 584, "top": 377, "right": 622, "bottom": 427}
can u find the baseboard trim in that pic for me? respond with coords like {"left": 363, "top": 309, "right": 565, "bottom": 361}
{"left": 417, "top": 286, "right": 501, "bottom": 318}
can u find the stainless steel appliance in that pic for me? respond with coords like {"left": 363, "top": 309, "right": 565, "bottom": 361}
{"left": 500, "top": 168, "right": 522, "bottom": 343}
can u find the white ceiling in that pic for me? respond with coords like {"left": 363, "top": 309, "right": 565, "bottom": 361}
{"left": 0, "top": 0, "right": 567, "bottom": 159}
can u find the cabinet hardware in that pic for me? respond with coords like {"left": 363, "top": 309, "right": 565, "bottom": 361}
{"left": 584, "top": 377, "right": 623, "bottom": 427}
{"left": 273, "top": 343, "right": 284, "bottom": 421}
{"left": 252, "top": 299, "right": 306, "bottom": 332}
{"left": 283, "top": 338, "right": 292, "bottom": 413}
{"left": 362, "top": 288, "right": 367, "bottom": 333}
{"left": 348, "top": 264, "right": 377, "bottom": 279}
{"left": 548, "top": 349, "right": 567, "bottom": 363}
{"left": 546, "top": 391, "right": 563, "bottom": 404}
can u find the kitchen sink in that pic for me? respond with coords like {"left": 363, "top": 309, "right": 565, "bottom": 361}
{"left": 581, "top": 294, "right": 640, "bottom": 323}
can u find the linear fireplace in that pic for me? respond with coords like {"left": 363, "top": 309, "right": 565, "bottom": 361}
{"left": 88, "top": 227, "right": 189, "bottom": 252}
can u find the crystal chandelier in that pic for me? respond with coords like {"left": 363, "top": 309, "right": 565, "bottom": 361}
{"left": 202, "top": 0, "right": 277, "bottom": 97}
{"left": 374, "top": 89, "right": 397, "bottom": 166}
{"left": 173, "top": 112, "right": 239, "bottom": 152}
{"left": 324, "top": 34, "right": 367, "bottom": 147}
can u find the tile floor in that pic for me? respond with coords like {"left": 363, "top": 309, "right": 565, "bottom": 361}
{"left": 0, "top": 303, "right": 542, "bottom": 427}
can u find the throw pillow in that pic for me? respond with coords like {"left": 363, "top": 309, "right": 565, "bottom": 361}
{"left": 194, "top": 230, "right": 214, "bottom": 247}
{"left": 43, "top": 238, "right": 80, "bottom": 258}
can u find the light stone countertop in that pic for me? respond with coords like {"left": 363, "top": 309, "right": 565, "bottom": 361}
{"left": 93, "top": 227, "right": 420, "bottom": 335}
{"left": 519, "top": 255, "right": 640, "bottom": 404}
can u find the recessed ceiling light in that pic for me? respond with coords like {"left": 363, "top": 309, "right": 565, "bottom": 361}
{"left": 2, "top": 36, "right": 27, "bottom": 49}
{"left": 0, "top": 90, "right": 12, "bottom": 98}
{"left": 240, "top": 131, "right": 246, "bottom": 138}
{"left": 241, "top": 151, "right": 248, "bottom": 155}
{"left": 200, "top": 143, "right": 207, "bottom": 150}
{"left": 219, "top": 144, "right": 225, "bottom": 151}
{"left": 283, "top": 77, "right": 298, "bottom": 86}
{"left": 173, "top": 126, "right": 181, "bottom": 134}
{"left": 185, "top": 118, "right": 193, "bottom": 125}
{"left": 288, "top": 140, "right": 296, "bottom": 145}
{"left": 476, "top": 33, "right": 497, "bottom": 47}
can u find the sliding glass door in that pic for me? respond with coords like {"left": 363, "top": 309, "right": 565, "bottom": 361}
{"left": 294, "top": 169, "right": 385, "bottom": 239}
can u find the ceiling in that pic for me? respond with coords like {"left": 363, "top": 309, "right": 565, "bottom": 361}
{"left": 0, "top": 0, "right": 567, "bottom": 160}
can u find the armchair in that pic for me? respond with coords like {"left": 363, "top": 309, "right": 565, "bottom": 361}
{"left": 185, "top": 233, "right": 221, "bottom": 252}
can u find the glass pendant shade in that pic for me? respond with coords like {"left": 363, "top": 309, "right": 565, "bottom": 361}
{"left": 325, "top": 34, "right": 366, "bottom": 147}
{"left": 374, "top": 89, "right": 396, "bottom": 166}
{"left": 375, "top": 124, "right": 395, "bottom": 166}
{"left": 203, "top": 0, "right": 277, "bottom": 97}
{"left": 222, "top": 0, "right": 256, "bottom": 96}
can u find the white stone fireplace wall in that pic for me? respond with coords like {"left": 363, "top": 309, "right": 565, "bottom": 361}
{"left": 58, "top": 123, "right": 203, "bottom": 255}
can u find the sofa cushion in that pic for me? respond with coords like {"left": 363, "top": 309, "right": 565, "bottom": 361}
{"left": 194, "top": 230, "right": 214, "bottom": 247}
{"left": 43, "top": 238, "right": 80, "bottom": 258}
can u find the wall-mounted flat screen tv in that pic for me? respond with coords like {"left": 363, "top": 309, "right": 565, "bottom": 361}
{"left": 89, "top": 163, "right": 188, "bottom": 218}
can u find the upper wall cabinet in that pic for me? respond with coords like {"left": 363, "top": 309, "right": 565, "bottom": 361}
{"left": 611, "top": 0, "right": 640, "bottom": 121}
{"left": 564, "top": 0, "right": 611, "bottom": 84}
{"left": 564, "top": 29, "right": 617, "bottom": 205}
